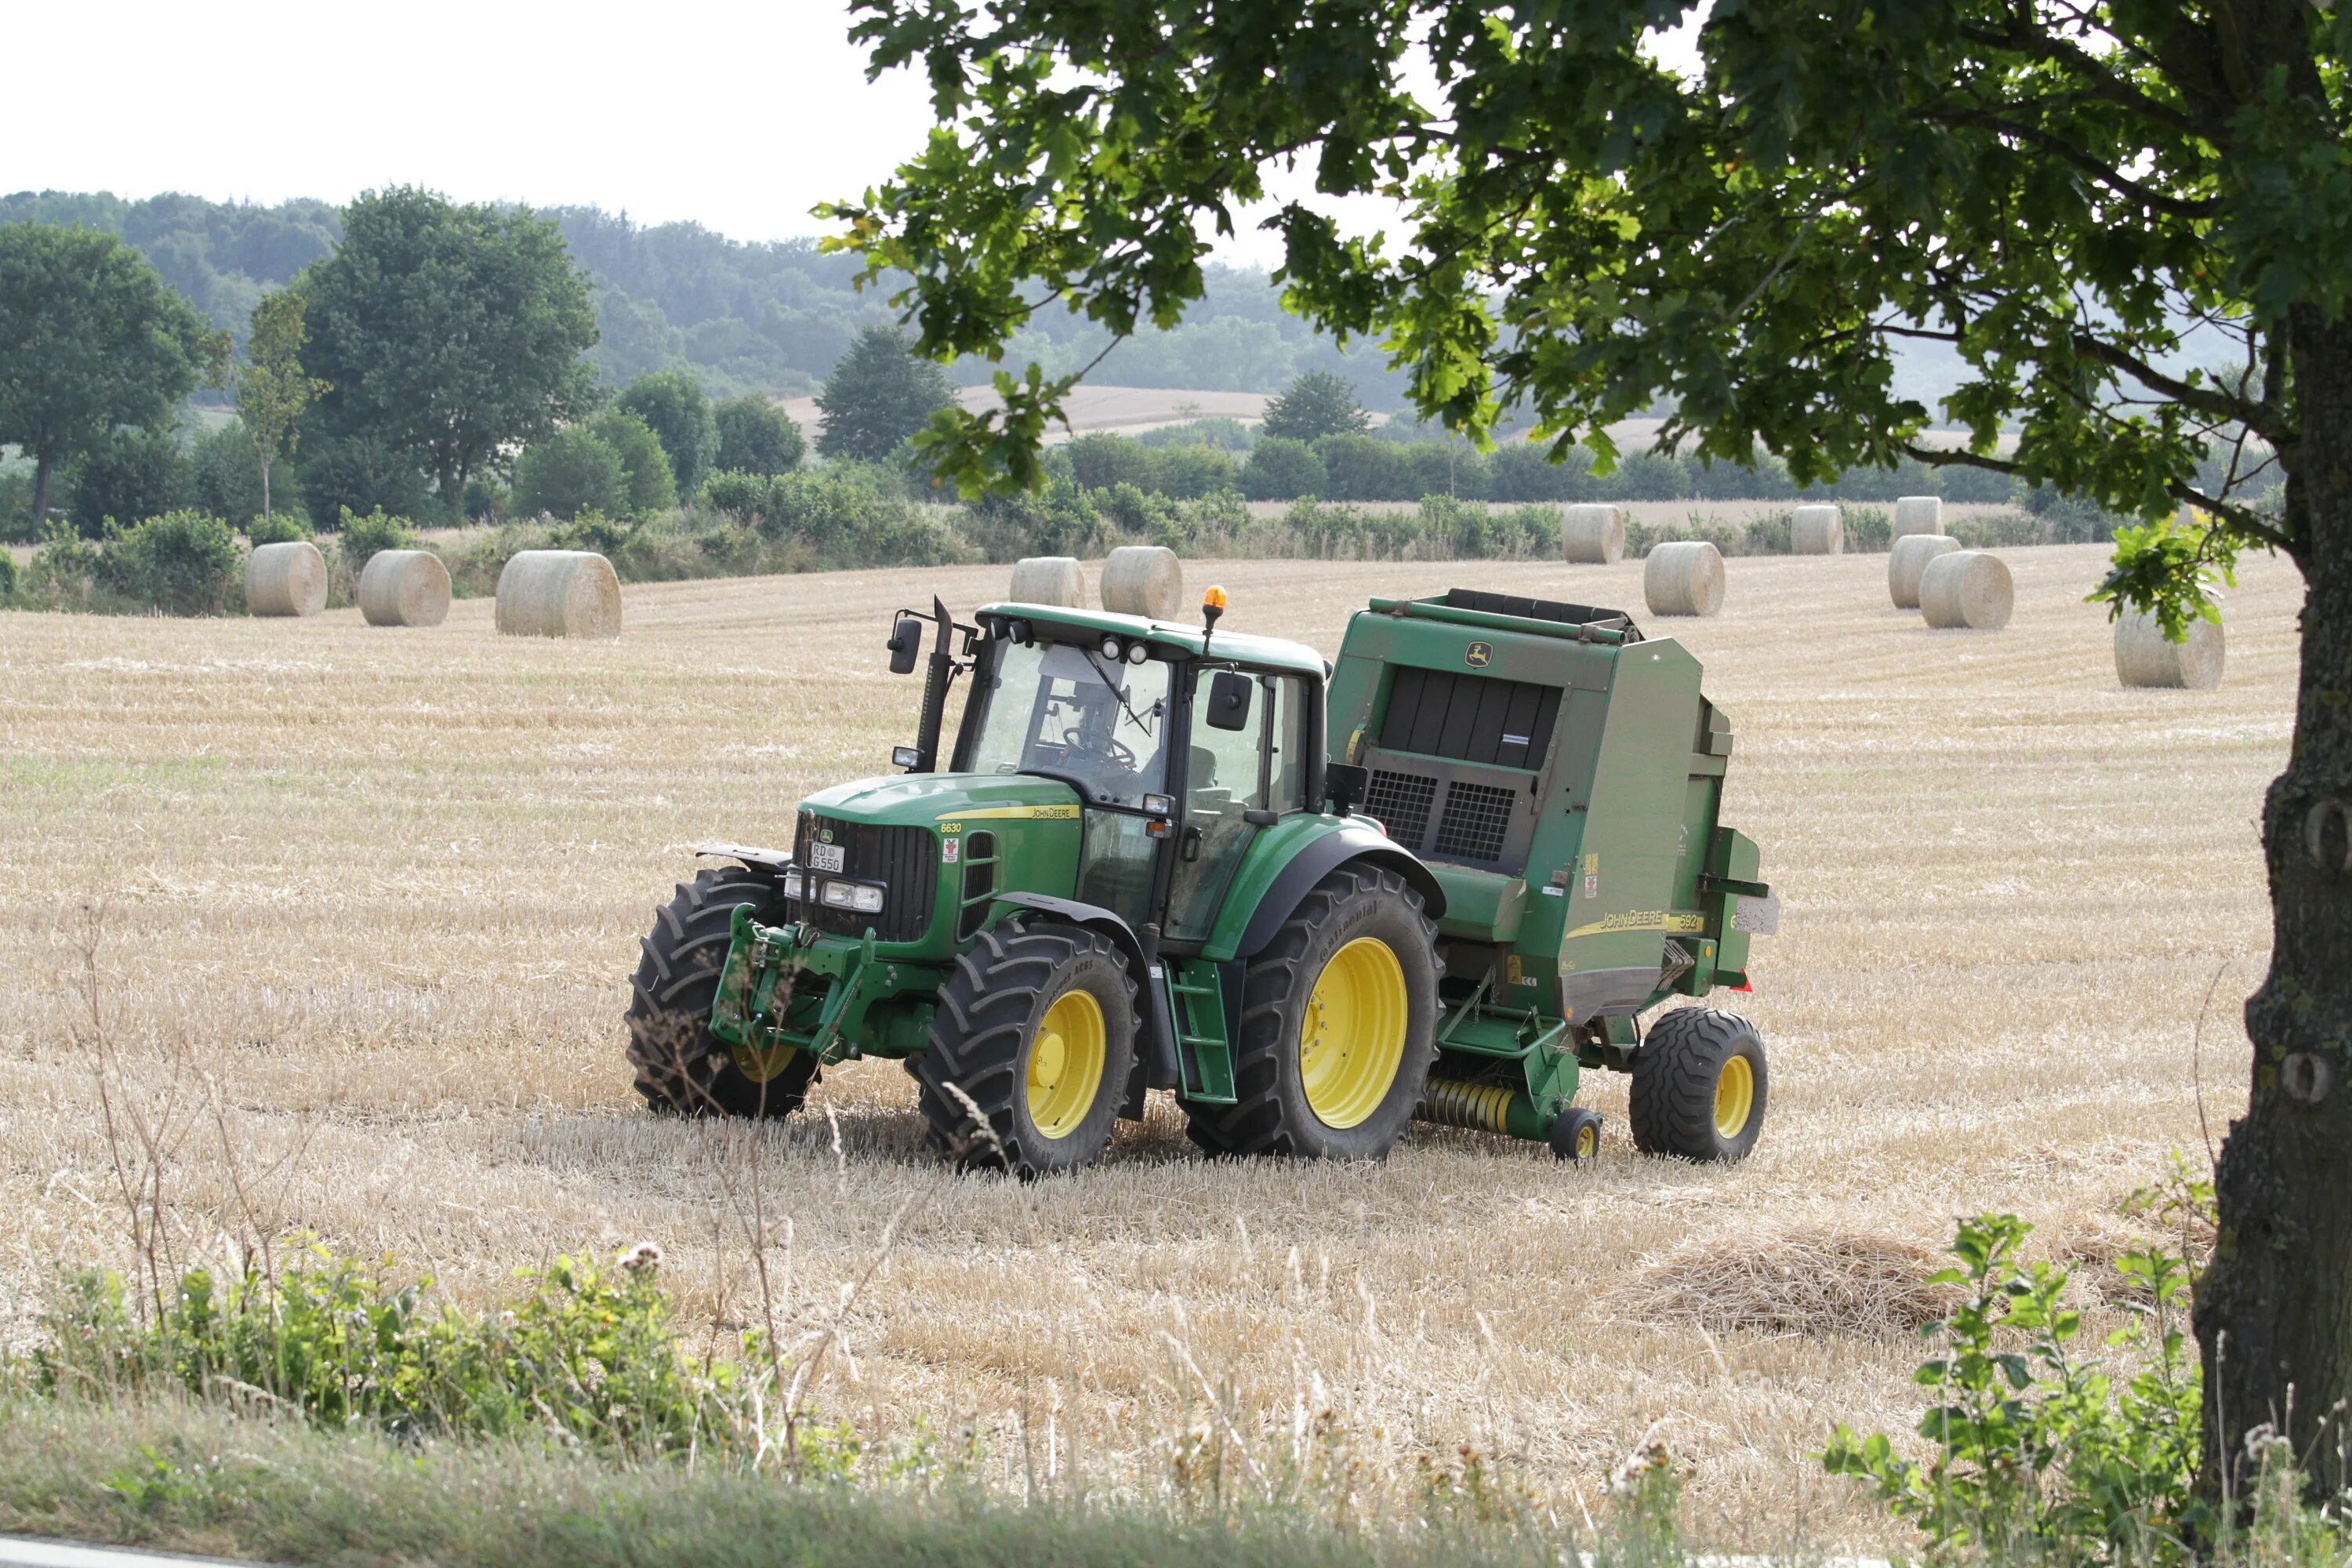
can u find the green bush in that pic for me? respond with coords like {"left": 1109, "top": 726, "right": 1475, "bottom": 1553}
{"left": 702, "top": 464, "right": 959, "bottom": 564}
{"left": 38, "top": 1244, "right": 744, "bottom": 1461}
{"left": 619, "top": 370, "right": 718, "bottom": 493}
{"left": 0, "top": 464, "right": 37, "bottom": 545}
{"left": 94, "top": 510, "right": 243, "bottom": 615}
{"left": 510, "top": 427, "right": 630, "bottom": 521}
{"left": 1068, "top": 432, "right": 1148, "bottom": 492}
{"left": 25, "top": 521, "right": 103, "bottom": 608}
{"left": 298, "top": 434, "right": 434, "bottom": 528}
{"left": 1824, "top": 1203, "right": 2205, "bottom": 1563}
{"left": 1314, "top": 434, "right": 1411, "bottom": 502}
{"left": 191, "top": 419, "right": 293, "bottom": 525}
{"left": 591, "top": 408, "right": 680, "bottom": 514}
{"left": 245, "top": 511, "right": 313, "bottom": 546}
{"left": 0, "top": 550, "right": 17, "bottom": 603}
{"left": 70, "top": 426, "right": 194, "bottom": 539}
{"left": 1240, "top": 437, "right": 1328, "bottom": 501}
{"left": 713, "top": 394, "right": 804, "bottom": 476}
{"left": 964, "top": 477, "right": 1105, "bottom": 561}
{"left": 336, "top": 507, "right": 419, "bottom": 572}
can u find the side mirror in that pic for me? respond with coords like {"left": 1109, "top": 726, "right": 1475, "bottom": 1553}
{"left": 1326, "top": 762, "right": 1370, "bottom": 815}
{"left": 886, "top": 614, "right": 924, "bottom": 675}
{"left": 1204, "top": 670, "right": 1254, "bottom": 731}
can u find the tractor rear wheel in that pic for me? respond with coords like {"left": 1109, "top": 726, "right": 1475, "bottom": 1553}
{"left": 910, "top": 920, "right": 1137, "bottom": 1178}
{"left": 626, "top": 864, "right": 818, "bottom": 1118}
{"left": 1629, "top": 1007, "right": 1767, "bottom": 1162}
{"left": 1185, "top": 862, "right": 1440, "bottom": 1161}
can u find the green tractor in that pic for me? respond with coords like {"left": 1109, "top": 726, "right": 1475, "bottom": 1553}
{"left": 624, "top": 585, "right": 1777, "bottom": 1175}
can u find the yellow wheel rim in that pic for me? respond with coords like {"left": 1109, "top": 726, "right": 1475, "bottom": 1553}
{"left": 1028, "top": 989, "right": 1107, "bottom": 1140}
{"left": 1715, "top": 1053, "right": 1755, "bottom": 1138}
{"left": 1576, "top": 1121, "right": 1599, "bottom": 1160}
{"left": 1298, "top": 937, "right": 1409, "bottom": 1130}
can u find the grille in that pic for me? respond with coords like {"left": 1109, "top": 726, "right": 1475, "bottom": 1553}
{"left": 794, "top": 812, "right": 938, "bottom": 942}
{"left": 1433, "top": 779, "right": 1515, "bottom": 862}
{"left": 1363, "top": 768, "right": 1437, "bottom": 848}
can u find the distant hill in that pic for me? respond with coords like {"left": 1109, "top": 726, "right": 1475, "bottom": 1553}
{"left": 7, "top": 188, "right": 2082, "bottom": 419}
{"left": 0, "top": 190, "right": 1417, "bottom": 408}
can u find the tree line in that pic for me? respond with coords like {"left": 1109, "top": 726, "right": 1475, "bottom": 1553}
{"left": 0, "top": 189, "right": 1425, "bottom": 407}
{"left": 0, "top": 188, "right": 964, "bottom": 544}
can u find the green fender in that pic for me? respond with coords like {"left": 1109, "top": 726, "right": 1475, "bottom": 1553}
{"left": 1197, "top": 815, "right": 1446, "bottom": 963}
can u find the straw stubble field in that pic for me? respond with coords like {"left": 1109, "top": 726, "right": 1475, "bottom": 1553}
{"left": 0, "top": 543, "right": 2299, "bottom": 1546}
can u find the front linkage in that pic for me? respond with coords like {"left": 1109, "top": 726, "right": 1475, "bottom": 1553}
{"left": 707, "top": 907, "right": 942, "bottom": 1077}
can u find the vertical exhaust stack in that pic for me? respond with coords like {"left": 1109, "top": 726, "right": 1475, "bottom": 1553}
{"left": 913, "top": 596, "right": 956, "bottom": 771}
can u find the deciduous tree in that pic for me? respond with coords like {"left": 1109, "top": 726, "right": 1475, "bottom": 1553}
{"left": 1260, "top": 371, "right": 1371, "bottom": 443}
{"left": 834, "top": 0, "right": 2352, "bottom": 1498}
{"left": 619, "top": 370, "right": 717, "bottom": 493}
{"left": 0, "top": 223, "right": 227, "bottom": 527}
{"left": 713, "top": 395, "right": 805, "bottom": 477}
{"left": 814, "top": 324, "right": 953, "bottom": 463}
{"left": 299, "top": 188, "right": 598, "bottom": 516}
{"left": 237, "top": 290, "right": 328, "bottom": 522}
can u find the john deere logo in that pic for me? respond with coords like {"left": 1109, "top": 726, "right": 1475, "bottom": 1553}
{"left": 1465, "top": 641, "right": 1494, "bottom": 668}
{"left": 819, "top": 829, "right": 834, "bottom": 844}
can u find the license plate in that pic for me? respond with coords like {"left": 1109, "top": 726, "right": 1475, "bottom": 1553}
{"left": 808, "top": 843, "right": 845, "bottom": 873}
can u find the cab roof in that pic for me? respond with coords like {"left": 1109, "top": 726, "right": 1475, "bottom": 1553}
{"left": 978, "top": 601, "right": 1328, "bottom": 678}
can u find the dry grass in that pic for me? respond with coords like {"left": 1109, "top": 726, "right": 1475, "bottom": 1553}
{"left": 0, "top": 543, "right": 2296, "bottom": 1548}
{"left": 1627, "top": 1228, "right": 1962, "bottom": 1340}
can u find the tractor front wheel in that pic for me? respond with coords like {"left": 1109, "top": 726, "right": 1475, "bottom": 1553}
{"left": 910, "top": 920, "right": 1138, "bottom": 1178}
{"left": 625, "top": 865, "right": 818, "bottom": 1118}
{"left": 1629, "top": 1007, "right": 1767, "bottom": 1162}
{"left": 1185, "top": 862, "right": 1441, "bottom": 1161}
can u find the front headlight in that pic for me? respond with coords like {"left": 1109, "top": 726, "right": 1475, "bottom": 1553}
{"left": 780, "top": 869, "right": 803, "bottom": 902}
{"left": 820, "top": 880, "right": 886, "bottom": 915}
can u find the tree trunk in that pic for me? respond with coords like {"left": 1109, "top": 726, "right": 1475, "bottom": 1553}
{"left": 260, "top": 456, "right": 271, "bottom": 524}
{"left": 2195, "top": 307, "right": 2352, "bottom": 1504}
{"left": 31, "top": 454, "right": 52, "bottom": 530}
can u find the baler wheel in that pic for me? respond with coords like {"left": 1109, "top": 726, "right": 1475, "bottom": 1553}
{"left": 1184, "top": 862, "right": 1441, "bottom": 1160}
{"left": 626, "top": 865, "right": 818, "bottom": 1118}
{"left": 910, "top": 919, "right": 1137, "bottom": 1178}
{"left": 1629, "top": 1007, "right": 1767, "bottom": 1162}
{"left": 1549, "top": 1106, "right": 1605, "bottom": 1163}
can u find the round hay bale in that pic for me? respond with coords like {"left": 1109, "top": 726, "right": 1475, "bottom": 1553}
{"left": 1918, "top": 550, "right": 2014, "bottom": 630}
{"left": 244, "top": 540, "right": 328, "bottom": 618}
{"left": 2114, "top": 608, "right": 2225, "bottom": 690}
{"left": 1561, "top": 504, "right": 1624, "bottom": 564}
{"left": 1099, "top": 545, "right": 1184, "bottom": 619}
{"left": 1791, "top": 504, "right": 1843, "bottom": 555}
{"left": 358, "top": 549, "right": 452, "bottom": 628}
{"left": 1008, "top": 555, "right": 1085, "bottom": 608}
{"left": 1887, "top": 533, "right": 1962, "bottom": 609}
{"left": 1642, "top": 540, "right": 1726, "bottom": 617}
{"left": 1893, "top": 495, "right": 1944, "bottom": 539}
{"left": 494, "top": 550, "right": 622, "bottom": 640}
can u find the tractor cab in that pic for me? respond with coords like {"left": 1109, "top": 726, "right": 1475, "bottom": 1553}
{"left": 939, "top": 597, "right": 1330, "bottom": 949}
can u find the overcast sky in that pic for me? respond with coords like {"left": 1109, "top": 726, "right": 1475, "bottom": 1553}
{"left": 9, "top": 1, "right": 1704, "bottom": 267}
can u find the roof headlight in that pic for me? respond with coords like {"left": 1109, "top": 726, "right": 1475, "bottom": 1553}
{"left": 1100, "top": 635, "right": 1123, "bottom": 661}
{"left": 1124, "top": 640, "right": 1149, "bottom": 665}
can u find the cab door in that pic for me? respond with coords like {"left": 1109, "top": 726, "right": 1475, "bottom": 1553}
{"left": 1164, "top": 671, "right": 1308, "bottom": 942}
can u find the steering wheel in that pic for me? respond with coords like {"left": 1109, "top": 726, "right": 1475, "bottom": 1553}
{"left": 1062, "top": 728, "right": 1138, "bottom": 770}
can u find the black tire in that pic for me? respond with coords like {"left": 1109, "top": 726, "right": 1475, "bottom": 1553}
{"left": 1185, "top": 862, "right": 1441, "bottom": 1161}
{"left": 625, "top": 865, "right": 818, "bottom": 1118}
{"left": 910, "top": 920, "right": 1137, "bottom": 1178}
{"left": 1629, "top": 1007, "right": 1767, "bottom": 1162}
{"left": 1550, "top": 1106, "right": 1605, "bottom": 1163}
